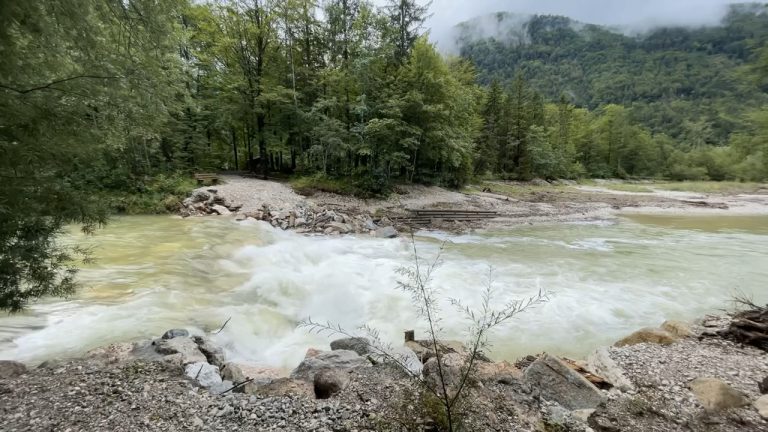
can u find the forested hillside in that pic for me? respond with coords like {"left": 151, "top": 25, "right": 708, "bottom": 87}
{"left": 458, "top": 4, "right": 768, "bottom": 179}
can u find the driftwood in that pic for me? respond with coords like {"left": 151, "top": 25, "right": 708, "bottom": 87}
{"left": 717, "top": 305, "right": 768, "bottom": 351}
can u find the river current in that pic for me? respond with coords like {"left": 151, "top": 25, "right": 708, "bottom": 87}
{"left": 1, "top": 214, "right": 767, "bottom": 370}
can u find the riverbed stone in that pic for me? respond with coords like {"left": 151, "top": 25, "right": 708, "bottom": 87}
{"left": 290, "top": 350, "right": 371, "bottom": 382}
{"left": 161, "top": 329, "right": 189, "bottom": 339}
{"left": 754, "top": 395, "right": 768, "bottom": 419}
{"left": 330, "top": 337, "right": 371, "bottom": 356}
{"left": 211, "top": 204, "right": 231, "bottom": 215}
{"left": 154, "top": 337, "right": 207, "bottom": 365}
{"left": 689, "top": 377, "right": 749, "bottom": 411}
{"left": 524, "top": 353, "right": 605, "bottom": 410}
{"left": 661, "top": 320, "right": 693, "bottom": 338}
{"left": 586, "top": 347, "right": 635, "bottom": 392}
{"left": 375, "top": 226, "right": 398, "bottom": 238}
{"left": 192, "top": 336, "right": 225, "bottom": 367}
{"left": 185, "top": 362, "right": 222, "bottom": 388}
{"left": 614, "top": 328, "right": 677, "bottom": 347}
{"left": 0, "top": 360, "right": 27, "bottom": 379}
{"left": 314, "top": 368, "right": 350, "bottom": 399}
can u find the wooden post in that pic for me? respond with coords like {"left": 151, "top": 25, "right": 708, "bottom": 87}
{"left": 404, "top": 330, "right": 415, "bottom": 343}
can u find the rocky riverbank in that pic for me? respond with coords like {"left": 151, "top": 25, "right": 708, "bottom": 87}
{"left": 2, "top": 314, "right": 767, "bottom": 431}
{"left": 175, "top": 175, "right": 768, "bottom": 236}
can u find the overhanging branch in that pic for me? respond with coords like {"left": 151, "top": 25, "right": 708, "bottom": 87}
{"left": 0, "top": 75, "right": 121, "bottom": 94}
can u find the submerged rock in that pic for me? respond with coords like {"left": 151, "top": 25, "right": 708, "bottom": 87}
{"left": 524, "top": 353, "right": 605, "bottom": 410}
{"left": 689, "top": 377, "right": 749, "bottom": 411}
{"left": 614, "top": 327, "right": 677, "bottom": 347}
{"left": 161, "top": 329, "right": 189, "bottom": 339}
{"left": 375, "top": 226, "right": 398, "bottom": 238}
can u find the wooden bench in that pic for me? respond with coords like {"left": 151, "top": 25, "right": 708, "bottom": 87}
{"left": 194, "top": 173, "right": 219, "bottom": 185}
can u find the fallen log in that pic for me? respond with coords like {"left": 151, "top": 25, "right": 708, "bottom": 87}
{"left": 716, "top": 305, "right": 768, "bottom": 351}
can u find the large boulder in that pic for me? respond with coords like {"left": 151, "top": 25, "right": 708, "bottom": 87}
{"left": 290, "top": 350, "right": 371, "bottom": 382}
{"left": 614, "top": 328, "right": 677, "bottom": 347}
{"left": 185, "top": 362, "right": 222, "bottom": 388}
{"left": 313, "top": 369, "right": 350, "bottom": 399}
{"left": 523, "top": 354, "right": 605, "bottom": 410}
{"left": 476, "top": 360, "right": 523, "bottom": 384}
{"left": 193, "top": 336, "right": 225, "bottom": 367}
{"left": 586, "top": 347, "right": 635, "bottom": 392}
{"left": 0, "top": 360, "right": 27, "bottom": 379}
{"left": 154, "top": 337, "right": 207, "bottom": 365}
{"left": 689, "top": 377, "right": 749, "bottom": 412}
{"left": 330, "top": 337, "right": 371, "bottom": 356}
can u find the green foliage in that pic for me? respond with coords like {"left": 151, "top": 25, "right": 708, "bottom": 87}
{"left": 108, "top": 174, "right": 197, "bottom": 215}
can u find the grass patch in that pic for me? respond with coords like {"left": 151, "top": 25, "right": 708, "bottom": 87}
{"left": 108, "top": 174, "right": 197, "bottom": 214}
{"left": 651, "top": 181, "right": 767, "bottom": 194}
{"left": 602, "top": 183, "right": 654, "bottom": 193}
{"left": 291, "top": 175, "right": 358, "bottom": 197}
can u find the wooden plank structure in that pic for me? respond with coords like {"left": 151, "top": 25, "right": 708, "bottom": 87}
{"left": 397, "top": 208, "right": 499, "bottom": 225}
{"left": 194, "top": 172, "right": 219, "bottom": 185}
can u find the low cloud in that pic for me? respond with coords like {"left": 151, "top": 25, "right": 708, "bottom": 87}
{"left": 392, "top": 0, "right": 738, "bottom": 51}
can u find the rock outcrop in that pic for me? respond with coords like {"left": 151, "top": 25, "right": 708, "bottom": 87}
{"left": 614, "top": 327, "right": 678, "bottom": 347}
{"left": 523, "top": 353, "right": 605, "bottom": 410}
{"left": 290, "top": 350, "right": 371, "bottom": 382}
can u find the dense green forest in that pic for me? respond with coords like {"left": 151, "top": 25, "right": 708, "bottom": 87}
{"left": 1, "top": 0, "right": 768, "bottom": 309}
{"left": 459, "top": 4, "right": 768, "bottom": 180}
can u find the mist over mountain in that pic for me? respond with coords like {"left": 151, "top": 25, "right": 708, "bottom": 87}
{"left": 450, "top": 4, "right": 768, "bottom": 143}
{"left": 422, "top": 0, "right": 744, "bottom": 52}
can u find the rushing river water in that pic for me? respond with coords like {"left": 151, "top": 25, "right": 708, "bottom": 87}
{"left": 1, "top": 214, "right": 767, "bottom": 371}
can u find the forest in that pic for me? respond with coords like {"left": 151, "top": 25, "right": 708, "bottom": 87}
{"left": 1, "top": 1, "right": 768, "bottom": 308}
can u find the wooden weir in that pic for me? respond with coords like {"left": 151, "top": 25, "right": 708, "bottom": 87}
{"left": 396, "top": 208, "right": 499, "bottom": 225}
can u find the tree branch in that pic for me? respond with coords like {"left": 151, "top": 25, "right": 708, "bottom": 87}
{"left": 0, "top": 75, "right": 121, "bottom": 95}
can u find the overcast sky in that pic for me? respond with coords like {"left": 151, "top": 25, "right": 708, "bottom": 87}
{"left": 394, "top": 0, "right": 739, "bottom": 50}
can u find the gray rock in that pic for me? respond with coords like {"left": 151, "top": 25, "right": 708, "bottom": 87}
{"left": 586, "top": 347, "right": 635, "bottom": 392}
{"left": 290, "top": 350, "right": 371, "bottom": 382}
{"left": 754, "top": 395, "right": 768, "bottom": 419}
{"left": 221, "top": 363, "right": 245, "bottom": 383}
{"left": 423, "top": 353, "right": 464, "bottom": 390}
{"left": 191, "top": 190, "right": 210, "bottom": 203}
{"left": 209, "top": 380, "right": 233, "bottom": 395}
{"left": 185, "top": 362, "right": 222, "bottom": 388}
{"left": 211, "top": 205, "right": 231, "bottom": 216}
{"left": 192, "top": 336, "right": 225, "bottom": 367}
{"left": 363, "top": 218, "right": 377, "bottom": 231}
{"left": 530, "top": 178, "right": 550, "bottom": 186}
{"left": 313, "top": 369, "right": 350, "bottom": 399}
{"left": 0, "top": 360, "right": 27, "bottom": 379}
{"left": 330, "top": 337, "right": 371, "bottom": 356}
{"left": 154, "top": 337, "right": 207, "bottom": 365}
{"left": 161, "top": 329, "right": 189, "bottom": 339}
{"left": 375, "top": 226, "right": 398, "bottom": 238}
{"left": 524, "top": 353, "right": 605, "bottom": 410}
{"left": 326, "top": 222, "right": 351, "bottom": 234}
{"left": 368, "top": 346, "right": 423, "bottom": 377}
{"left": 689, "top": 377, "right": 749, "bottom": 411}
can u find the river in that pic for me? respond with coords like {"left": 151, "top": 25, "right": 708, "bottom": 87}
{"left": 1, "top": 214, "right": 767, "bottom": 371}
